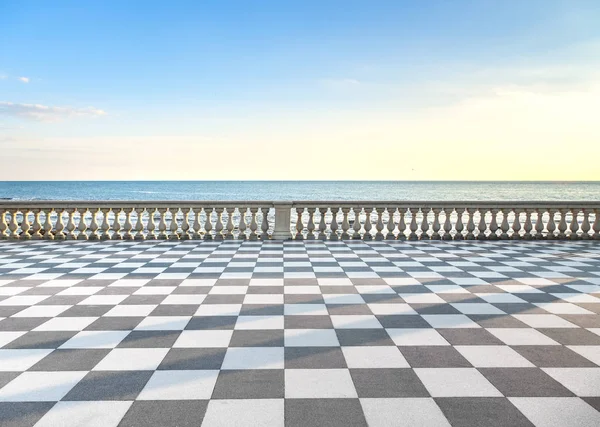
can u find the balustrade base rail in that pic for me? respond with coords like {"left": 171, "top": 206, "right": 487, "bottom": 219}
{"left": 1, "top": 201, "right": 599, "bottom": 241}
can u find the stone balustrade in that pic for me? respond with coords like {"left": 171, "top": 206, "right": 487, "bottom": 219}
{"left": 0, "top": 201, "right": 599, "bottom": 241}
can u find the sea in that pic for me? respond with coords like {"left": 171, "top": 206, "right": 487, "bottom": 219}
{"left": 0, "top": 181, "right": 599, "bottom": 201}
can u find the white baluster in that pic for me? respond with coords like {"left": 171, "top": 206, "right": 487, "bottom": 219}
{"left": 465, "top": 208, "right": 475, "bottom": 240}
{"left": 66, "top": 208, "right": 76, "bottom": 240}
{"left": 123, "top": 208, "right": 134, "bottom": 240}
{"left": 408, "top": 208, "right": 418, "bottom": 240}
{"left": 146, "top": 208, "right": 157, "bottom": 240}
{"left": 318, "top": 208, "right": 327, "bottom": 240}
{"left": 169, "top": 208, "right": 180, "bottom": 240}
{"left": 569, "top": 208, "right": 580, "bottom": 240}
{"left": 431, "top": 208, "right": 441, "bottom": 240}
{"left": 546, "top": 209, "right": 557, "bottom": 239}
{"left": 181, "top": 208, "right": 192, "bottom": 240}
{"left": 499, "top": 209, "right": 509, "bottom": 240}
{"left": 192, "top": 208, "right": 202, "bottom": 239}
{"left": 100, "top": 208, "right": 110, "bottom": 240}
{"left": 248, "top": 208, "right": 257, "bottom": 241}
{"left": 363, "top": 208, "right": 373, "bottom": 241}
{"left": 0, "top": 209, "right": 8, "bottom": 240}
{"left": 31, "top": 209, "right": 43, "bottom": 240}
{"left": 260, "top": 207, "right": 270, "bottom": 240}
{"left": 307, "top": 208, "right": 316, "bottom": 240}
{"left": 43, "top": 209, "right": 54, "bottom": 240}
{"left": 455, "top": 208, "right": 465, "bottom": 240}
{"left": 89, "top": 208, "right": 100, "bottom": 240}
{"left": 55, "top": 208, "right": 67, "bottom": 240}
{"left": 77, "top": 208, "right": 89, "bottom": 240}
{"left": 133, "top": 208, "right": 145, "bottom": 240}
{"left": 398, "top": 208, "right": 407, "bottom": 240}
{"left": 295, "top": 208, "right": 304, "bottom": 240}
{"left": 352, "top": 207, "right": 362, "bottom": 239}
{"left": 592, "top": 209, "right": 600, "bottom": 240}
{"left": 20, "top": 208, "right": 31, "bottom": 240}
{"left": 341, "top": 207, "right": 350, "bottom": 240}
{"left": 375, "top": 207, "right": 385, "bottom": 240}
{"left": 225, "top": 208, "right": 234, "bottom": 239}
{"left": 157, "top": 208, "right": 167, "bottom": 239}
{"left": 534, "top": 209, "right": 545, "bottom": 240}
{"left": 442, "top": 208, "right": 452, "bottom": 240}
{"left": 557, "top": 209, "right": 568, "bottom": 239}
{"left": 214, "top": 208, "right": 224, "bottom": 240}
{"left": 330, "top": 208, "right": 339, "bottom": 241}
{"left": 420, "top": 208, "right": 430, "bottom": 240}
{"left": 238, "top": 208, "right": 247, "bottom": 240}
{"left": 580, "top": 209, "right": 591, "bottom": 240}
{"left": 205, "top": 208, "right": 214, "bottom": 240}
{"left": 476, "top": 208, "right": 487, "bottom": 240}
{"left": 522, "top": 209, "right": 533, "bottom": 240}
{"left": 511, "top": 209, "right": 522, "bottom": 240}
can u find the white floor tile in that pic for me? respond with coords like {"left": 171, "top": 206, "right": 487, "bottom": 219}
{"left": 285, "top": 369, "right": 357, "bottom": 398}
{"left": 221, "top": 347, "right": 284, "bottom": 369}
{"left": 138, "top": 369, "right": 219, "bottom": 399}
{"left": 415, "top": 368, "right": 502, "bottom": 397}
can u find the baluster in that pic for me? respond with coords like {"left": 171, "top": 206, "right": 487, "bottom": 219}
{"left": 534, "top": 209, "right": 545, "bottom": 240}
{"left": 260, "top": 207, "right": 270, "bottom": 240}
{"left": 580, "top": 209, "right": 591, "bottom": 240}
{"left": 43, "top": 209, "right": 54, "bottom": 240}
{"left": 169, "top": 208, "right": 180, "bottom": 240}
{"left": 65, "top": 208, "right": 76, "bottom": 240}
{"left": 77, "top": 208, "right": 89, "bottom": 240}
{"left": 238, "top": 208, "right": 247, "bottom": 240}
{"left": 180, "top": 208, "right": 191, "bottom": 240}
{"left": 522, "top": 209, "right": 533, "bottom": 240}
{"left": 398, "top": 208, "right": 407, "bottom": 240}
{"left": 442, "top": 208, "right": 452, "bottom": 240}
{"left": 306, "top": 208, "right": 316, "bottom": 240}
{"left": 121, "top": 208, "right": 132, "bottom": 240}
{"left": 192, "top": 208, "right": 202, "bottom": 239}
{"left": 205, "top": 208, "right": 215, "bottom": 240}
{"left": 420, "top": 208, "right": 430, "bottom": 240}
{"left": 111, "top": 208, "right": 123, "bottom": 240}
{"left": 465, "top": 208, "right": 475, "bottom": 240}
{"left": 546, "top": 209, "right": 557, "bottom": 240}
{"left": 385, "top": 207, "right": 396, "bottom": 240}
{"left": 157, "top": 208, "right": 167, "bottom": 239}
{"left": 19, "top": 208, "right": 31, "bottom": 240}
{"left": 89, "top": 208, "right": 100, "bottom": 240}
{"left": 341, "top": 207, "right": 350, "bottom": 240}
{"left": 248, "top": 208, "right": 257, "bottom": 240}
{"left": 100, "top": 208, "right": 110, "bottom": 240}
{"left": 146, "top": 208, "right": 157, "bottom": 240}
{"left": 375, "top": 207, "right": 385, "bottom": 240}
{"left": 352, "top": 207, "right": 362, "bottom": 239}
{"left": 54, "top": 209, "right": 66, "bottom": 240}
{"left": 31, "top": 209, "right": 43, "bottom": 240}
{"left": 431, "top": 208, "right": 441, "bottom": 240}
{"left": 408, "top": 208, "right": 418, "bottom": 240}
{"left": 363, "top": 208, "right": 373, "bottom": 240}
{"left": 592, "top": 209, "right": 600, "bottom": 240}
{"left": 295, "top": 207, "right": 304, "bottom": 240}
{"left": 511, "top": 209, "right": 522, "bottom": 240}
{"left": 133, "top": 208, "right": 145, "bottom": 240}
{"left": 224, "top": 208, "right": 234, "bottom": 239}
{"left": 569, "top": 208, "right": 580, "bottom": 240}
{"left": 488, "top": 209, "right": 499, "bottom": 240}
{"left": 557, "top": 209, "right": 568, "bottom": 239}
{"left": 330, "top": 208, "right": 339, "bottom": 241}
{"left": 0, "top": 210, "right": 8, "bottom": 239}
{"left": 318, "top": 208, "right": 327, "bottom": 240}
{"left": 8, "top": 209, "right": 19, "bottom": 240}
{"left": 476, "top": 208, "right": 487, "bottom": 240}
{"left": 213, "top": 208, "right": 224, "bottom": 240}
{"left": 499, "top": 209, "right": 509, "bottom": 239}
{"left": 455, "top": 208, "right": 465, "bottom": 240}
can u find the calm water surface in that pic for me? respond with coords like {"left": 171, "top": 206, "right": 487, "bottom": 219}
{"left": 0, "top": 181, "right": 599, "bottom": 201}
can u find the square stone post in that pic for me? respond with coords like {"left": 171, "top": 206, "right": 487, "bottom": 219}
{"left": 272, "top": 202, "right": 293, "bottom": 240}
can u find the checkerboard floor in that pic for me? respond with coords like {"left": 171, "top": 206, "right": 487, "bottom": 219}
{"left": 1, "top": 239, "right": 600, "bottom": 426}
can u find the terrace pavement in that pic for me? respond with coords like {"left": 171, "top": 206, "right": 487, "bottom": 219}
{"left": 0, "top": 239, "right": 600, "bottom": 426}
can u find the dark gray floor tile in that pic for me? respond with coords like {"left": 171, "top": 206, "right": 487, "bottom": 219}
{"left": 63, "top": 370, "right": 153, "bottom": 401}
{"left": 285, "top": 294, "right": 324, "bottom": 304}
{"left": 350, "top": 368, "right": 429, "bottom": 397}
{"left": 410, "top": 303, "right": 462, "bottom": 315}
{"left": 438, "top": 329, "right": 504, "bottom": 345}
{"left": 58, "top": 305, "right": 112, "bottom": 317}
{"left": 285, "top": 347, "right": 346, "bottom": 369}
{"left": 150, "top": 305, "right": 198, "bottom": 316}
{"left": 85, "top": 317, "right": 144, "bottom": 331}
{"left": 537, "top": 328, "right": 600, "bottom": 345}
{"left": 436, "top": 397, "right": 534, "bottom": 427}
{"left": 327, "top": 305, "right": 372, "bottom": 315}
{"left": 186, "top": 316, "right": 237, "bottom": 330}
{"left": 158, "top": 348, "right": 226, "bottom": 370}
{"left": 118, "top": 401, "right": 208, "bottom": 427}
{"left": 285, "top": 315, "right": 333, "bottom": 329}
{"left": 336, "top": 329, "right": 395, "bottom": 346}
{"left": 285, "top": 398, "right": 367, "bottom": 427}
{"left": 480, "top": 368, "right": 574, "bottom": 397}
{"left": 212, "top": 369, "right": 283, "bottom": 399}
{"left": 4, "top": 331, "right": 76, "bottom": 349}
{"left": 468, "top": 314, "right": 529, "bottom": 328}
{"left": 0, "top": 372, "right": 19, "bottom": 388}
{"left": 202, "top": 295, "right": 245, "bottom": 304}
{"left": 229, "top": 330, "right": 284, "bottom": 347}
{"left": 0, "top": 317, "right": 49, "bottom": 331}
{"left": 117, "top": 331, "right": 181, "bottom": 348}
{"left": 401, "top": 346, "right": 473, "bottom": 368}
{"left": 240, "top": 304, "right": 284, "bottom": 316}
{"left": 0, "top": 402, "right": 55, "bottom": 427}
{"left": 30, "top": 349, "right": 110, "bottom": 371}
{"left": 514, "top": 346, "right": 597, "bottom": 367}
{"left": 376, "top": 315, "right": 431, "bottom": 328}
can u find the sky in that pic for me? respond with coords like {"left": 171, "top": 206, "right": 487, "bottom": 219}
{"left": 1, "top": 0, "right": 600, "bottom": 181}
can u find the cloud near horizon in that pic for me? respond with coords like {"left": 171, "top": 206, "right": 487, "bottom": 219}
{"left": 18, "top": 76, "right": 30, "bottom": 83}
{"left": 0, "top": 101, "right": 107, "bottom": 122}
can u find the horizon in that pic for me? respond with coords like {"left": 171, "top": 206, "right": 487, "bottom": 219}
{"left": 2, "top": 1, "right": 600, "bottom": 181}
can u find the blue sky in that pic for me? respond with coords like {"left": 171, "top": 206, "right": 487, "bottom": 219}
{"left": 1, "top": 0, "right": 599, "bottom": 180}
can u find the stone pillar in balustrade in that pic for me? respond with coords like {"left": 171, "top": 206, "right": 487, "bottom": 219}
{"left": 272, "top": 203, "right": 293, "bottom": 240}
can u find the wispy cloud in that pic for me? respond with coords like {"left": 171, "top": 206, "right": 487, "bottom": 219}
{"left": 319, "top": 78, "right": 361, "bottom": 89}
{"left": 0, "top": 75, "right": 7, "bottom": 80}
{"left": 0, "top": 101, "right": 107, "bottom": 122}
{"left": 18, "top": 77, "right": 30, "bottom": 83}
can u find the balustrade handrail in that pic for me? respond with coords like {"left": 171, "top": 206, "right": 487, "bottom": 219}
{"left": 0, "top": 200, "right": 599, "bottom": 241}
